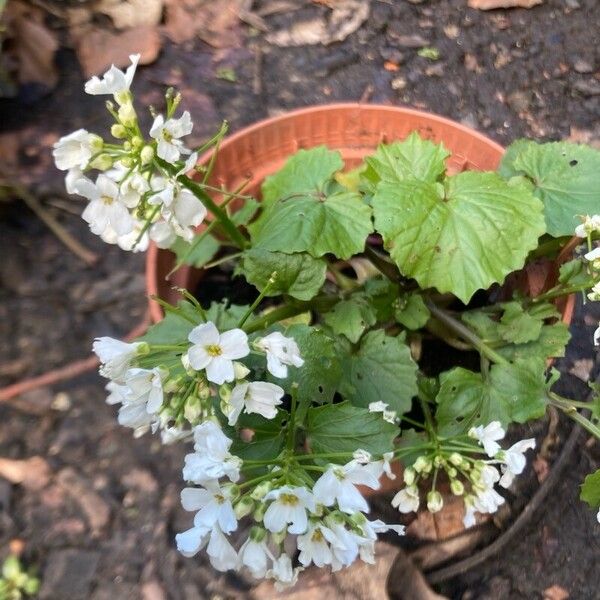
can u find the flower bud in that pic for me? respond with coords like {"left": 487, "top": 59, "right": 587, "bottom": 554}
{"left": 448, "top": 452, "right": 463, "bottom": 466}
{"left": 120, "top": 156, "right": 134, "bottom": 168}
{"left": 270, "top": 529, "right": 287, "bottom": 545}
{"left": 249, "top": 525, "right": 267, "bottom": 543}
{"left": 131, "top": 135, "right": 144, "bottom": 149}
{"left": 234, "top": 496, "right": 255, "bottom": 519}
{"left": 118, "top": 102, "right": 137, "bottom": 127}
{"left": 433, "top": 454, "right": 445, "bottom": 468}
{"left": 403, "top": 467, "right": 416, "bottom": 486}
{"left": 90, "top": 134, "right": 104, "bottom": 152}
{"left": 233, "top": 361, "right": 250, "bottom": 380}
{"left": 115, "top": 89, "right": 132, "bottom": 106}
{"left": 450, "top": 479, "right": 464, "bottom": 496}
{"left": 426, "top": 490, "right": 443, "bottom": 513}
{"left": 250, "top": 480, "right": 273, "bottom": 501}
{"left": 414, "top": 455, "right": 432, "bottom": 474}
{"left": 111, "top": 124, "right": 127, "bottom": 139}
{"left": 140, "top": 145, "right": 154, "bottom": 165}
{"left": 219, "top": 383, "right": 232, "bottom": 403}
{"left": 253, "top": 502, "right": 267, "bottom": 522}
{"left": 446, "top": 466, "right": 457, "bottom": 478}
{"left": 184, "top": 397, "right": 202, "bottom": 423}
{"left": 89, "top": 153, "right": 113, "bottom": 171}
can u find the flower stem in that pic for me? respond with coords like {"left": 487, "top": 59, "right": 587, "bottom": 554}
{"left": 548, "top": 392, "right": 600, "bottom": 439}
{"left": 238, "top": 272, "right": 277, "bottom": 328}
{"left": 425, "top": 299, "right": 509, "bottom": 365}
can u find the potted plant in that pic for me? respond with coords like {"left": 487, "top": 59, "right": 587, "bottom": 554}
{"left": 54, "top": 55, "right": 600, "bottom": 591}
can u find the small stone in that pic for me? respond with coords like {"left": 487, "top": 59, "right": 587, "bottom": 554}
{"left": 387, "top": 27, "right": 429, "bottom": 49}
{"left": 573, "top": 79, "right": 600, "bottom": 96}
{"left": 443, "top": 24, "right": 460, "bottom": 39}
{"left": 51, "top": 392, "right": 72, "bottom": 412}
{"left": 573, "top": 58, "right": 594, "bottom": 74}
{"left": 0, "top": 456, "right": 51, "bottom": 490}
{"left": 425, "top": 63, "right": 444, "bottom": 77}
{"left": 40, "top": 549, "right": 99, "bottom": 600}
{"left": 391, "top": 76, "right": 407, "bottom": 90}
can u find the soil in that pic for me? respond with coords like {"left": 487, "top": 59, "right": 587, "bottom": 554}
{"left": 1, "top": 0, "right": 600, "bottom": 598}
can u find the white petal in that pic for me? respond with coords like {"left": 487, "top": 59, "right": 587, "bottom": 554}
{"left": 206, "top": 356, "right": 235, "bottom": 385}
{"left": 219, "top": 329, "right": 250, "bottom": 359}
{"left": 188, "top": 322, "right": 220, "bottom": 345}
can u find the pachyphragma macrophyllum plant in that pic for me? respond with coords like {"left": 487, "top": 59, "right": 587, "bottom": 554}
{"left": 53, "top": 55, "right": 600, "bottom": 589}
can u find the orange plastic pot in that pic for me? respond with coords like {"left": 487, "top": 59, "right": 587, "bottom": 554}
{"left": 146, "top": 103, "right": 511, "bottom": 322}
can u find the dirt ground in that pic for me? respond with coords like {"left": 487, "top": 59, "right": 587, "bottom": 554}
{"left": 1, "top": 0, "right": 600, "bottom": 598}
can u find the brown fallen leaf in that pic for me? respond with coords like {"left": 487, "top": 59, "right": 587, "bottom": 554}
{"left": 468, "top": 0, "right": 542, "bottom": 8}
{"left": 96, "top": 0, "right": 164, "bottom": 29}
{"left": 266, "top": 0, "right": 369, "bottom": 47}
{"left": 533, "top": 455, "right": 550, "bottom": 483}
{"left": 74, "top": 25, "right": 161, "bottom": 77}
{"left": 0, "top": 456, "right": 51, "bottom": 491}
{"left": 569, "top": 358, "right": 594, "bottom": 382}
{"left": 163, "top": 0, "right": 244, "bottom": 48}
{"left": 2, "top": 1, "right": 59, "bottom": 89}
{"left": 543, "top": 584, "right": 570, "bottom": 600}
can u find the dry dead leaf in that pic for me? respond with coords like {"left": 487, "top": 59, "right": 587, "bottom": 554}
{"left": 468, "top": 0, "right": 542, "bottom": 8}
{"left": 3, "top": 1, "right": 59, "bottom": 89}
{"left": 163, "top": 0, "right": 244, "bottom": 48}
{"left": 266, "top": 0, "right": 369, "bottom": 47}
{"left": 96, "top": 0, "right": 164, "bottom": 29}
{"left": 533, "top": 455, "right": 550, "bottom": 482}
{"left": 407, "top": 492, "right": 469, "bottom": 540}
{"left": 75, "top": 25, "right": 161, "bottom": 77}
{"left": 543, "top": 585, "right": 570, "bottom": 600}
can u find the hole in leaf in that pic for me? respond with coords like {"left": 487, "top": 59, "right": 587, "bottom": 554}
{"left": 569, "top": 159, "right": 578, "bottom": 166}
{"left": 318, "top": 385, "right": 324, "bottom": 394}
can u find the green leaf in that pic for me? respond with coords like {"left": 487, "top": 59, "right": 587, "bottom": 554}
{"left": 364, "top": 278, "right": 399, "bottom": 322}
{"left": 372, "top": 172, "right": 546, "bottom": 303}
{"left": 559, "top": 258, "right": 590, "bottom": 287}
{"left": 435, "top": 359, "right": 547, "bottom": 435}
{"left": 339, "top": 329, "right": 418, "bottom": 414}
{"left": 394, "top": 293, "right": 430, "bottom": 330}
{"left": 261, "top": 146, "right": 344, "bottom": 210}
{"left": 497, "top": 321, "right": 570, "bottom": 363}
{"left": 581, "top": 469, "right": 600, "bottom": 508}
{"left": 140, "top": 300, "right": 201, "bottom": 344}
{"left": 238, "top": 248, "right": 326, "bottom": 301}
{"left": 230, "top": 411, "right": 286, "bottom": 463}
{"left": 323, "top": 295, "right": 377, "bottom": 343}
{"left": 499, "top": 140, "right": 600, "bottom": 237}
{"left": 497, "top": 301, "right": 544, "bottom": 344}
{"left": 204, "top": 301, "right": 250, "bottom": 330}
{"left": 250, "top": 189, "right": 373, "bottom": 260}
{"left": 277, "top": 324, "right": 342, "bottom": 405}
{"left": 365, "top": 132, "right": 450, "bottom": 185}
{"left": 171, "top": 234, "right": 220, "bottom": 268}
{"left": 231, "top": 198, "right": 260, "bottom": 226}
{"left": 306, "top": 401, "right": 398, "bottom": 458}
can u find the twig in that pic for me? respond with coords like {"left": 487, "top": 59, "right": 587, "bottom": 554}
{"left": 252, "top": 42, "right": 263, "bottom": 95}
{"left": 13, "top": 184, "right": 98, "bottom": 266}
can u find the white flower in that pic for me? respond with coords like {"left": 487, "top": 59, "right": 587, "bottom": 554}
{"left": 588, "top": 282, "right": 600, "bottom": 302}
{"left": 107, "top": 220, "right": 149, "bottom": 253}
{"left": 150, "top": 111, "right": 193, "bottom": 162}
{"left": 594, "top": 323, "right": 600, "bottom": 346}
{"left": 77, "top": 174, "right": 135, "bottom": 236}
{"left": 65, "top": 167, "right": 90, "bottom": 195}
{"left": 122, "top": 367, "right": 164, "bottom": 412}
{"left": 469, "top": 421, "right": 505, "bottom": 457}
{"left": 368, "top": 401, "right": 388, "bottom": 413}
{"left": 597, "top": 508, "right": 600, "bottom": 524}
{"left": 352, "top": 449, "right": 372, "bottom": 464}
{"left": 325, "top": 521, "right": 363, "bottom": 569}
{"left": 263, "top": 486, "right": 316, "bottom": 534}
{"left": 239, "top": 536, "right": 272, "bottom": 579}
{"left": 149, "top": 181, "right": 207, "bottom": 231}
{"left": 183, "top": 421, "right": 242, "bottom": 484}
{"left": 313, "top": 460, "right": 380, "bottom": 514}
{"left": 355, "top": 519, "right": 405, "bottom": 565}
{"left": 367, "top": 401, "right": 396, "bottom": 423}
{"left": 185, "top": 322, "right": 250, "bottom": 385}
{"left": 498, "top": 438, "right": 536, "bottom": 488}
{"left": 426, "top": 490, "right": 443, "bottom": 513}
{"left": 181, "top": 482, "right": 237, "bottom": 534}
{"left": 267, "top": 555, "right": 302, "bottom": 591}
{"left": 227, "top": 381, "right": 284, "bottom": 425}
{"left": 93, "top": 337, "right": 141, "bottom": 381}
{"left": 391, "top": 485, "right": 420, "bottom": 513}
{"left": 85, "top": 53, "right": 140, "bottom": 97}
{"left": 575, "top": 215, "right": 600, "bottom": 238}
{"left": 115, "top": 169, "right": 150, "bottom": 208}
{"left": 160, "top": 426, "right": 191, "bottom": 445}
{"left": 585, "top": 247, "right": 600, "bottom": 264}
{"left": 175, "top": 525, "right": 237, "bottom": 571}
{"left": 53, "top": 129, "right": 102, "bottom": 171}
{"left": 149, "top": 220, "right": 177, "bottom": 248}
{"left": 255, "top": 332, "right": 304, "bottom": 378}
{"left": 382, "top": 452, "right": 396, "bottom": 480}
{"left": 297, "top": 522, "right": 340, "bottom": 568}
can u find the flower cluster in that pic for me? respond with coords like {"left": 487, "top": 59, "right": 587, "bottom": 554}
{"left": 390, "top": 421, "right": 535, "bottom": 528}
{"left": 52, "top": 55, "right": 206, "bottom": 251}
{"left": 176, "top": 425, "right": 404, "bottom": 589}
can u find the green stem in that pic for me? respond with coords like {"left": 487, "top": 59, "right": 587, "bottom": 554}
{"left": 532, "top": 282, "right": 594, "bottom": 303}
{"left": 238, "top": 273, "right": 277, "bottom": 328}
{"left": 527, "top": 236, "right": 572, "bottom": 260}
{"left": 363, "top": 245, "right": 403, "bottom": 283}
{"left": 157, "top": 158, "right": 248, "bottom": 249}
{"left": 149, "top": 296, "right": 198, "bottom": 324}
{"left": 286, "top": 385, "right": 298, "bottom": 453}
{"left": 548, "top": 392, "right": 600, "bottom": 439}
{"left": 425, "top": 299, "right": 509, "bottom": 365}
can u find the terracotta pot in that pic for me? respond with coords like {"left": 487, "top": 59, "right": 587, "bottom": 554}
{"left": 146, "top": 103, "right": 510, "bottom": 322}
